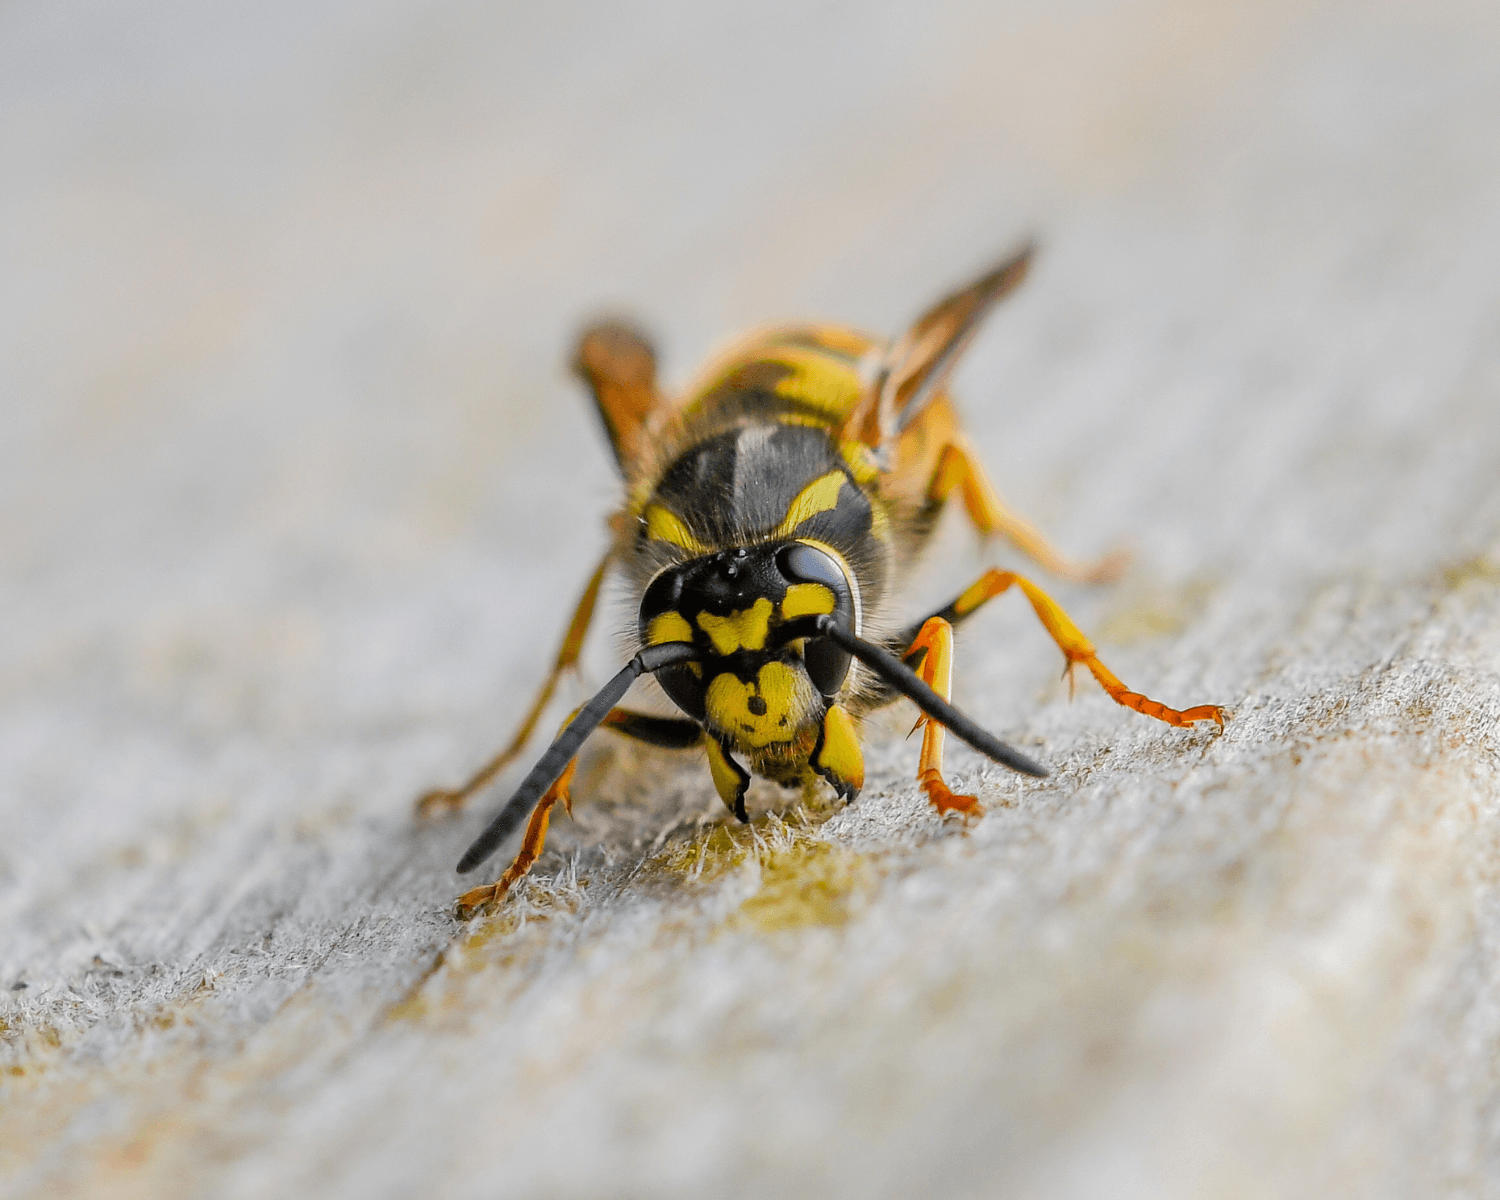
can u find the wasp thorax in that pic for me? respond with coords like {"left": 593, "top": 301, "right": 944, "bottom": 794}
{"left": 638, "top": 540, "right": 856, "bottom": 745}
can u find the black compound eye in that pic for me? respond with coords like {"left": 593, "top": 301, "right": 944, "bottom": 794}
{"left": 639, "top": 568, "right": 683, "bottom": 622}
{"left": 775, "top": 542, "right": 854, "bottom": 700}
{"left": 776, "top": 542, "right": 845, "bottom": 591}
{"left": 636, "top": 567, "right": 705, "bottom": 721}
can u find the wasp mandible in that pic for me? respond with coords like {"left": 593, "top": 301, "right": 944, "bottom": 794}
{"left": 422, "top": 246, "right": 1225, "bottom": 915}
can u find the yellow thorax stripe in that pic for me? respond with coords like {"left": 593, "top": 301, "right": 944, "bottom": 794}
{"left": 768, "top": 347, "right": 863, "bottom": 420}
{"left": 644, "top": 503, "right": 709, "bottom": 554}
{"left": 772, "top": 470, "right": 847, "bottom": 538}
{"left": 697, "top": 597, "right": 774, "bottom": 655}
{"left": 838, "top": 439, "right": 880, "bottom": 486}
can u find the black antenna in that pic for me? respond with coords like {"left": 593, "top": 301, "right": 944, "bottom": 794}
{"left": 799, "top": 615, "right": 1048, "bottom": 778}
{"left": 456, "top": 642, "right": 699, "bottom": 874}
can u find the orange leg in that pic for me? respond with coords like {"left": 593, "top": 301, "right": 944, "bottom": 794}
{"left": 451, "top": 706, "right": 700, "bottom": 918}
{"left": 454, "top": 759, "right": 576, "bottom": 919}
{"left": 945, "top": 569, "right": 1225, "bottom": 727}
{"left": 418, "top": 553, "right": 610, "bottom": 816}
{"left": 929, "top": 439, "right": 1125, "bottom": 584}
{"left": 906, "top": 616, "right": 983, "bottom": 818}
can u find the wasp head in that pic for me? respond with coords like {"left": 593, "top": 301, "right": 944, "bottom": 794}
{"left": 637, "top": 541, "right": 856, "bottom": 750}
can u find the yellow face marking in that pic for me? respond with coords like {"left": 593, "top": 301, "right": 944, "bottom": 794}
{"left": 781, "top": 583, "right": 835, "bottom": 620}
{"left": 705, "top": 662, "right": 804, "bottom": 747}
{"left": 696, "top": 597, "right": 774, "bottom": 655}
{"left": 644, "top": 504, "right": 709, "bottom": 554}
{"left": 814, "top": 704, "right": 865, "bottom": 796}
{"left": 646, "top": 611, "right": 695, "bottom": 646}
{"left": 771, "top": 470, "right": 847, "bottom": 538}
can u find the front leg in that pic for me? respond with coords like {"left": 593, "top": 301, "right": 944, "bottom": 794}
{"left": 455, "top": 761, "right": 574, "bottom": 919}
{"left": 928, "top": 438, "right": 1125, "bottom": 584}
{"left": 453, "top": 707, "right": 701, "bottom": 917}
{"left": 904, "top": 616, "right": 982, "bottom": 818}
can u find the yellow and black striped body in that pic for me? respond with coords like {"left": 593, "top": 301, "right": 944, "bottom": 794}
{"left": 616, "top": 327, "right": 941, "bottom": 796}
{"left": 434, "top": 248, "right": 1226, "bottom": 916}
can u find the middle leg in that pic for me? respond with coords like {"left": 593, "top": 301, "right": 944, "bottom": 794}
{"left": 921, "top": 568, "right": 1224, "bottom": 727}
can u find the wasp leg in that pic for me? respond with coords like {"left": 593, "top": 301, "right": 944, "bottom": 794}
{"left": 596, "top": 709, "right": 702, "bottom": 748}
{"left": 928, "top": 439, "right": 1125, "bottom": 584}
{"left": 418, "top": 553, "right": 611, "bottom": 817}
{"left": 453, "top": 707, "right": 701, "bottom": 917}
{"left": 903, "top": 616, "right": 983, "bottom": 818}
{"left": 928, "top": 568, "right": 1225, "bottom": 728}
{"left": 811, "top": 704, "right": 864, "bottom": 803}
{"left": 704, "top": 735, "right": 752, "bottom": 822}
{"left": 574, "top": 320, "right": 663, "bottom": 475}
{"left": 455, "top": 760, "right": 574, "bottom": 918}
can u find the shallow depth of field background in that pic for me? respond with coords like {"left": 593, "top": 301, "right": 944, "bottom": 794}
{"left": 4, "top": 2, "right": 1500, "bottom": 1198}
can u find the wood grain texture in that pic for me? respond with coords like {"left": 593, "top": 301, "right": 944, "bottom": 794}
{"left": 3, "top": 1, "right": 1500, "bottom": 1197}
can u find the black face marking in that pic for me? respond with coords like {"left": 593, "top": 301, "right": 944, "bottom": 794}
{"left": 637, "top": 539, "right": 858, "bottom": 719}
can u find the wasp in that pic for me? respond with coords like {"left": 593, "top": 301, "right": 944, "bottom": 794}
{"left": 421, "top": 245, "right": 1224, "bottom": 916}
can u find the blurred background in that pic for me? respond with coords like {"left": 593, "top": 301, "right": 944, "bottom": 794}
{"left": 7, "top": 0, "right": 1494, "bottom": 830}
{"left": 4, "top": 1, "right": 1500, "bottom": 1197}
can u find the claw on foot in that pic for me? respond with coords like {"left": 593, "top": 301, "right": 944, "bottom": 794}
{"left": 920, "top": 769, "right": 983, "bottom": 819}
{"left": 1182, "top": 704, "right": 1228, "bottom": 728}
{"left": 454, "top": 880, "right": 511, "bottom": 920}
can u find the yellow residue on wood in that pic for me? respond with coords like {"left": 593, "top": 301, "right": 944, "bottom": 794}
{"left": 736, "top": 840, "right": 872, "bottom": 931}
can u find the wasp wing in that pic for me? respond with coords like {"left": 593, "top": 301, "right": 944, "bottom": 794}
{"left": 887, "top": 242, "right": 1034, "bottom": 432}
{"left": 843, "top": 243, "right": 1035, "bottom": 450}
{"left": 573, "top": 320, "right": 665, "bottom": 475}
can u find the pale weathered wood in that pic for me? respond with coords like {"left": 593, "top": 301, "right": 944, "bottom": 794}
{"left": 4, "top": 1, "right": 1500, "bottom": 1197}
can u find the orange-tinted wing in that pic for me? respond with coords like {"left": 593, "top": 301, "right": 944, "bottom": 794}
{"left": 843, "top": 242, "right": 1034, "bottom": 449}
{"left": 573, "top": 320, "right": 665, "bottom": 474}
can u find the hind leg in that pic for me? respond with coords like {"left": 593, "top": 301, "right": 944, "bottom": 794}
{"left": 929, "top": 439, "right": 1125, "bottom": 584}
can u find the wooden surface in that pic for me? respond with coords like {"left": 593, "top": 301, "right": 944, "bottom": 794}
{"left": 4, "top": 1, "right": 1500, "bottom": 1196}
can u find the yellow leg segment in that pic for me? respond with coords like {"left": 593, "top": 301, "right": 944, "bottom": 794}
{"left": 906, "top": 616, "right": 982, "bottom": 818}
{"left": 705, "top": 735, "right": 751, "bottom": 822}
{"left": 418, "top": 553, "right": 610, "bottom": 816}
{"left": 812, "top": 704, "right": 864, "bottom": 803}
{"left": 929, "top": 440, "right": 1125, "bottom": 584}
{"left": 947, "top": 569, "right": 1225, "bottom": 728}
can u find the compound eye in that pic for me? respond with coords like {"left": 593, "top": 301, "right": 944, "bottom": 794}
{"left": 775, "top": 542, "right": 854, "bottom": 700}
{"left": 639, "top": 568, "right": 683, "bottom": 624}
{"left": 776, "top": 543, "right": 846, "bottom": 593}
{"left": 636, "top": 567, "right": 705, "bottom": 720}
